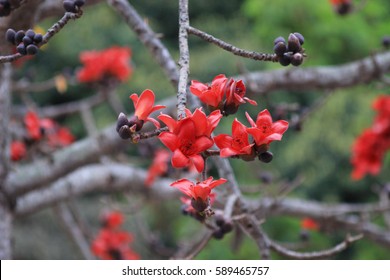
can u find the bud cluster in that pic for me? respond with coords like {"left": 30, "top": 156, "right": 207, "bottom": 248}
{"left": 6, "top": 28, "right": 43, "bottom": 55}
{"left": 63, "top": 0, "right": 85, "bottom": 13}
{"left": 0, "top": 0, "right": 10, "bottom": 17}
{"left": 273, "top": 33, "right": 305, "bottom": 67}
{"left": 116, "top": 112, "right": 144, "bottom": 140}
{"left": 212, "top": 213, "right": 234, "bottom": 240}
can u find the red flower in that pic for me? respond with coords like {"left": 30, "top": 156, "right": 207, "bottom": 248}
{"left": 190, "top": 74, "right": 227, "bottom": 108}
{"left": 190, "top": 74, "right": 256, "bottom": 114}
{"left": 245, "top": 109, "right": 289, "bottom": 147}
{"left": 91, "top": 229, "right": 139, "bottom": 260}
{"left": 214, "top": 119, "right": 254, "bottom": 158}
{"left": 24, "top": 111, "right": 42, "bottom": 140}
{"left": 145, "top": 149, "right": 171, "bottom": 186}
{"left": 129, "top": 89, "right": 166, "bottom": 129}
{"left": 301, "top": 218, "right": 319, "bottom": 231}
{"left": 101, "top": 211, "right": 124, "bottom": 229}
{"left": 171, "top": 177, "right": 227, "bottom": 212}
{"left": 77, "top": 46, "right": 133, "bottom": 83}
{"left": 351, "top": 129, "right": 386, "bottom": 180}
{"left": 158, "top": 109, "right": 222, "bottom": 172}
{"left": 10, "top": 141, "right": 27, "bottom": 161}
{"left": 47, "top": 127, "right": 75, "bottom": 147}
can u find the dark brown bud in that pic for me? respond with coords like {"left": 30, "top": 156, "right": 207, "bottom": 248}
{"left": 221, "top": 220, "right": 233, "bottom": 234}
{"left": 287, "top": 33, "right": 301, "bottom": 53}
{"left": 22, "top": 36, "right": 33, "bottom": 46}
{"left": 63, "top": 0, "right": 77, "bottom": 13}
{"left": 293, "top": 32, "right": 305, "bottom": 45}
{"left": 5, "top": 28, "right": 15, "bottom": 44}
{"left": 128, "top": 115, "right": 144, "bottom": 132}
{"left": 258, "top": 151, "right": 273, "bottom": 163}
{"left": 33, "top": 34, "right": 43, "bottom": 44}
{"left": 118, "top": 125, "right": 131, "bottom": 139}
{"left": 16, "top": 43, "right": 27, "bottom": 55}
{"left": 116, "top": 112, "right": 129, "bottom": 133}
{"left": 291, "top": 53, "right": 303, "bottom": 66}
{"left": 26, "top": 44, "right": 38, "bottom": 55}
{"left": 223, "top": 101, "right": 239, "bottom": 116}
{"left": 26, "top": 29, "right": 35, "bottom": 39}
{"left": 273, "top": 41, "right": 287, "bottom": 57}
{"left": 279, "top": 53, "right": 291, "bottom": 66}
{"left": 212, "top": 229, "right": 225, "bottom": 240}
{"left": 15, "top": 30, "right": 25, "bottom": 45}
{"left": 274, "top": 36, "right": 286, "bottom": 45}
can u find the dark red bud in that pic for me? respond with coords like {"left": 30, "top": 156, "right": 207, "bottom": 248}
{"left": 274, "top": 41, "right": 287, "bottom": 57}
{"left": 287, "top": 33, "right": 301, "bottom": 53}
{"left": 118, "top": 125, "right": 131, "bottom": 139}
{"left": 191, "top": 197, "right": 209, "bottom": 213}
{"left": 116, "top": 112, "right": 129, "bottom": 133}
{"left": 258, "top": 151, "right": 273, "bottom": 163}
{"left": 291, "top": 53, "right": 303, "bottom": 66}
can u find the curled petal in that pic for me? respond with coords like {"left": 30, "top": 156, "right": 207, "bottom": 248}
{"left": 158, "top": 132, "right": 178, "bottom": 151}
{"left": 189, "top": 154, "right": 205, "bottom": 173}
{"left": 172, "top": 149, "right": 191, "bottom": 168}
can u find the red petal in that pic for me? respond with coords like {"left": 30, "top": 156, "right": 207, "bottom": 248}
{"left": 256, "top": 109, "right": 273, "bottom": 127}
{"left": 214, "top": 134, "right": 233, "bottom": 149}
{"left": 170, "top": 178, "right": 195, "bottom": 197}
{"left": 158, "top": 114, "right": 177, "bottom": 132}
{"left": 193, "top": 136, "right": 214, "bottom": 153}
{"left": 192, "top": 185, "right": 211, "bottom": 201}
{"left": 172, "top": 149, "right": 191, "bottom": 168}
{"left": 158, "top": 132, "right": 178, "bottom": 151}
{"left": 192, "top": 109, "right": 208, "bottom": 136}
{"left": 245, "top": 112, "right": 256, "bottom": 128}
{"left": 243, "top": 97, "right": 258, "bottom": 106}
{"left": 272, "top": 120, "right": 289, "bottom": 134}
{"left": 134, "top": 89, "right": 155, "bottom": 120}
{"left": 146, "top": 117, "right": 161, "bottom": 129}
{"left": 190, "top": 154, "right": 204, "bottom": 173}
{"left": 209, "top": 178, "right": 227, "bottom": 189}
{"left": 220, "top": 147, "right": 240, "bottom": 157}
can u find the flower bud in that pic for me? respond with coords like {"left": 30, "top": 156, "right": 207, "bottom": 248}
{"left": 293, "top": 32, "right": 305, "bottom": 45}
{"left": 22, "top": 36, "right": 33, "bottom": 46}
{"left": 279, "top": 53, "right": 291, "bottom": 66}
{"left": 273, "top": 36, "right": 286, "bottom": 45}
{"left": 33, "top": 34, "right": 43, "bottom": 44}
{"left": 16, "top": 43, "right": 27, "bottom": 55}
{"left": 63, "top": 0, "right": 77, "bottom": 13}
{"left": 118, "top": 125, "right": 131, "bottom": 139}
{"left": 273, "top": 41, "right": 287, "bottom": 57}
{"left": 291, "top": 53, "right": 303, "bottom": 66}
{"left": 116, "top": 112, "right": 129, "bottom": 133}
{"left": 74, "top": 0, "right": 85, "bottom": 7}
{"left": 287, "top": 33, "right": 301, "bottom": 53}
{"left": 5, "top": 28, "right": 15, "bottom": 44}
{"left": 26, "top": 29, "right": 35, "bottom": 39}
{"left": 15, "top": 30, "right": 25, "bottom": 45}
{"left": 258, "top": 151, "right": 273, "bottom": 163}
{"left": 26, "top": 44, "right": 38, "bottom": 55}
{"left": 212, "top": 229, "right": 225, "bottom": 240}
{"left": 221, "top": 220, "right": 233, "bottom": 234}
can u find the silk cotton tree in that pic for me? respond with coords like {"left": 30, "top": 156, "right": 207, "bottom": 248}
{"left": 0, "top": 0, "right": 390, "bottom": 260}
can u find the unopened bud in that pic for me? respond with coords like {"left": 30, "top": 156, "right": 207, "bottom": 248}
{"left": 191, "top": 197, "right": 209, "bottom": 213}
{"left": 287, "top": 33, "right": 301, "bottom": 53}
{"left": 293, "top": 32, "right": 305, "bottom": 45}
{"left": 118, "top": 125, "right": 131, "bottom": 139}
{"left": 273, "top": 41, "right": 287, "bottom": 57}
{"left": 291, "top": 53, "right": 303, "bottom": 66}
{"left": 258, "top": 151, "right": 273, "bottom": 163}
{"left": 274, "top": 36, "right": 286, "bottom": 45}
{"left": 116, "top": 113, "right": 129, "bottom": 133}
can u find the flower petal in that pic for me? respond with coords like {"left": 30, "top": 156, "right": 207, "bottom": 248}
{"left": 190, "top": 154, "right": 204, "bottom": 173}
{"left": 158, "top": 132, "right": 178, "bottom": 151}
{"left": 158, "top": 114, "right": 177, "bottom": 132}
{"left": 172, "top": 149, "right": 191, "bottom": 168}
{"left": 134, "top": 89, "right": 155, "bottom": 120}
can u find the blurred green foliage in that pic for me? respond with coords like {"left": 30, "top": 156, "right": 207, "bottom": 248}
{"left": 13, "top": 0, "right": 390, "bottom": 259}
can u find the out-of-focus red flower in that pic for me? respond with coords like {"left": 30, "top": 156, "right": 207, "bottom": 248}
{"left": 171, "top": 177, "right": 226, "bottom": 212}
{"left": 300, "top": 218, "right": 319, "bottom": 231}
{"left": 101, "top": 211, "right": 124, "bottom": 229}
{"left": 351, "top": 95, "right": 390, "bottom": 180}
{"left": 10, "top": 141, "right": 27, "bottom": 161}
{"left": 129, "top": 89, "right": 166, "bottom": 129}
{"left": 351, "top": 129, "right": 387, "bottom": 180}
{"left": 214, "top": 118, "right": 254, "bottom": 158}
{"left": 24, "top": 111, "right": 42, "bottom": 140}
{"left": 77, "top": 46, "right": 133, "bottom": 83}
{"left": 330, "top": 0, "right": 350, "bottom": 4}
{"left": 145, "top": 149, "right": 171, "bottom": 187}
{"left": 158, "top": 109, "right": 222, "bottom": 172}
{"left": 91, "top": 229, "right": 139, "bottom": 260}
{"left": 245, "top": 109, "right": 289, "bottom": 147}
{"left": 190, "top": 74, "right": 256, "bottom": 114}
{"left": 47, "top": 127, "right": 75, "bottom": 147}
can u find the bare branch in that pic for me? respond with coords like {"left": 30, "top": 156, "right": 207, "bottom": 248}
{"left": 268, "top": 234, "right": 363, "bottom": 259}
{"left": 187, "top": 26, "right": 279, "bottom": 62}
{"left": 53, "top": 203, "right": 95, "bottom": 259}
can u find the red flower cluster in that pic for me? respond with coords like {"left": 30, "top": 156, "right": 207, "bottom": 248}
{"left": 171, "top": 177, "right": 227, "bottom": 212}
{"left": 91, "top": 211, "right": 139, "bottom": 260}
{"left": 77, "top": 46, "right": 133, "bottom": 83}
{"left": 351, "top": 95, "right": 390, "bottom": 180}
{"left": 214, "top": 109, "right": 289, "bottom": 160}
{"left": 24, "top": 111, "right": 75, "bottom": 147}
{"left": 158, "top": 108, "right": 222, "bottom": 172}
{"left": 190, "top": 74, "right": 257, "bottom": 115}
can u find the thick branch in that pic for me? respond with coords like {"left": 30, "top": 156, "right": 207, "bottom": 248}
{"left": 15, "top": 163, "right": 176, "bottom": 216}
{"left": 241, "top": 52, "right": 390, "bottom": 94}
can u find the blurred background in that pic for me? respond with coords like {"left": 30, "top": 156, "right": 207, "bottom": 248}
{"left": 11, "top": 0, "right": 390, "bottom": 259}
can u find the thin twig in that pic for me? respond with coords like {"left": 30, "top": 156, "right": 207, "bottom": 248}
{"left": 187, "top": 26, "right": 279, "bottom": 62}
{"left": 53, "top": 203, "right": 95, "bottom": 259}
{"left": 183, "top": 231, "right": 213, "bottom": 260}
{"left": 0, "top": 11, "right": 83, "bottom": 64}
{"left": 268, "top": 234, "right": 363, "bottom": 259}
